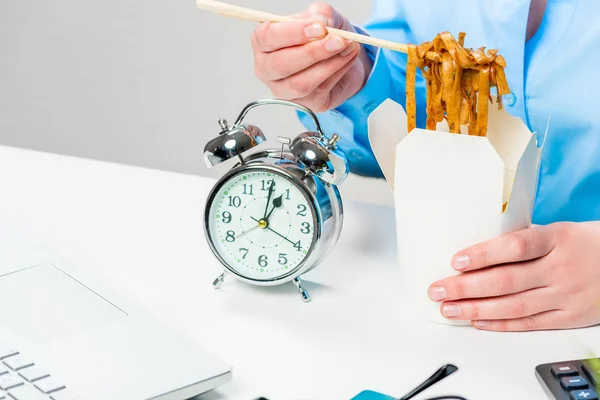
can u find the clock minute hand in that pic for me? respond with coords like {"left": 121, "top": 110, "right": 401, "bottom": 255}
{"left": 262, "top": 178, "right": 275, "bottom": 219}
{"left": 250, "top": 216, "right": 297, "bottom": 247}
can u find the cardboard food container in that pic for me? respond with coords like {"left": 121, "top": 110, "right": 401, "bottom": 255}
{"left": 368, "top": 99, "right": 545, "bottom": 325}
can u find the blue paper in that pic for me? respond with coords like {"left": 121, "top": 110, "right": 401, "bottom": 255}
{"left": 350, "top": 390, "right": 397, "bottom": 400}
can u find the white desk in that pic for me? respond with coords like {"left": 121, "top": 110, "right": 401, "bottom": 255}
{"left": 0, "top": 144, "right": 598, "bottom": 400}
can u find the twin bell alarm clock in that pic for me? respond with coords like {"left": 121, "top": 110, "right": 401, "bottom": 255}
{"left": 202, "top": 99, "right": 349, "bottom": 302}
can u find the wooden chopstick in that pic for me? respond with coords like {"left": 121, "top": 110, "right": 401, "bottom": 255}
{"left": 196, "top": 0, "right": 438, "bottom": 61}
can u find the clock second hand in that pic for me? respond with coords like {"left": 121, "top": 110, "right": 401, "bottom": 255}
{"left": 236, "top": 224, "right": 261, "bottom": 239}
{"left": 250, "top": 216, "right": 296, "bottom": 247}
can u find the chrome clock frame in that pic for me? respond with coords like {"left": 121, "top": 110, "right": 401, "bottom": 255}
{"left": 202, "top": 98, "right": 347, "bottom": 302}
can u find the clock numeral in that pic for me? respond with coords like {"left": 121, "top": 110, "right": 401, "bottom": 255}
{"left": 278, "top": 253, "right": 288, "bottom": 265}
{"left": 293, "top": 240, "right": 302, "bottom": 252}
{"left": 300, "top": 222, "right": 311, "bottom": 234}
{"left": 239, "top": 248, "right": 249, "bottom": 259}
{"left": 242, "top": 183, "right": 254, "bottom": 195}
{"left": 258, "top": 255, "right": 268, "bottom": 267}
{"left": 297, "top": 204, "right": 307, "bottom": 217}
{"left": 222, "top": 211, "right": 232, "bottom": 224}
{"left": 225, "top": 230, "right": 236, "bottom": 242}
{"left": 261, "top": 179, "right": 275, "bottom": 191}
{"left": 228, "top": 196, "right": 241, "bottom": 208}
{"left": 285, "top": 188, "right": 291, "bottom": 200}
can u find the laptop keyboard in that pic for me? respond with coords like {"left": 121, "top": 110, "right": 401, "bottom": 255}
{"left": 0, "top": 344, "right": 82, "bottom": 400}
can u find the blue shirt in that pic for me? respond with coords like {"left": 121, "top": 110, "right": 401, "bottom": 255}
{"left": 298, "top": 0, "right": 600, "bottom": 224}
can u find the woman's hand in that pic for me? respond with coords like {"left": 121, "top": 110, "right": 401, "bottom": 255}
{"left": 251, "top": 2, "right": 373, "bottom": 112}
{"left": 428, "top": 222, "right": 600, "bottom": 331}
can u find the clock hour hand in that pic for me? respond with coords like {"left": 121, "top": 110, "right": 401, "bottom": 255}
{"left": 265, "top": 194, "right": 283, "bottom": 221}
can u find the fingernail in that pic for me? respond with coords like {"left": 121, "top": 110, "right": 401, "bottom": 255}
{"left": 325, "top": 36, "right": 345, "bottom": 52}
{"left": 304, "top": 22, "right": 325, "bottom": 39}
{"left": 474, "top": 320, "right": 490, "bottom": 328}
{"left": 340, "top": 41, "right": 357, "bottom": 57}
{"left": 443, "top": 304, "right": 461, "bottom": 318}
{"left": 452, "top": 255, "right": 471, "bottom": 271}
{"left": 428, "top": 286, "right": 447, "bottom": 301}
{"left": 310, "top": 13, "right": 329, "bottom": 26}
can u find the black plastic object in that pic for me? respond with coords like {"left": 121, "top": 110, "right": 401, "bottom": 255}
{"left": 399, "top": 364, "right": 463, "bottom": 400}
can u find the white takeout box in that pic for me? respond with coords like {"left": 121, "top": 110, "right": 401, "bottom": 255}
{"left": 368, "top": 99, "right": 544, "bottom": 325}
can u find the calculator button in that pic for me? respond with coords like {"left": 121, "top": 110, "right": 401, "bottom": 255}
{"left": 34, "top": 378, "right": 65, "bottom": 394}
{"left": 583, "top": 360, "right": 600, "bottom": 386}
{"left": 18, "top": 366, "right": 49, "bottom": 383}
{"left": 0, "top": 374, "right": 24, "bottom": 391}
{"left": 3, "top": 357, "right": 33, "bottom": 372}
{"left": 553, "top": 364, "right": 579, "bottom": 377}
{"left": 570, "top": 389, "right": 599, "bottom": 400}
{"left": 7, "top": 385, "right": 48, "bottom": 400}
{"left": 562, "top": 376, "right": 590, "bottom": 390}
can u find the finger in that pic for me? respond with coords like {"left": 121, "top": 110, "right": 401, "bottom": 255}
{"left": 306, "top": 2, "right": 351, "bottom": 29}
{"left": 439, "top": 287, "right": 558, "bottom": 321}
{"left": 428, "top": 259, "right": 548, "bottom": 301}
{"left": 450, "top": 224, "right": 556, "bottom": 272}
{"left": 326, "top": 49, "right": 369, "bottom": 109}
{"left": 291, "top": 3, "right": 346, "bottom": 29}
{"left": 471, "top": 310, "right": 572, "bottom": 332}
{"left": 287, "top": 10, "right": 328, "bottom": 25}
{"left": 259, "top": 34, "right": 352, "bottom": 81}
{"left": 269, "top": 43, "right": 359, "bottom": 100}
{"left": 252, "top": 19, "right": 327, "bottom": 53}
{"left": 291, "top": 46, "right": 360, "bottom": 112}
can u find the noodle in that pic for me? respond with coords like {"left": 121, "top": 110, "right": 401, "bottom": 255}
{"left": 406, "top": 32, "right": 510, "bottom": 136}
{"left": 406, "top": 45, "right": 418, "bottom": 132}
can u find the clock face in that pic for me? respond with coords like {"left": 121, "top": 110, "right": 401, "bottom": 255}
{"left": 206, "top": 168, "right": 318, "bottom": 281}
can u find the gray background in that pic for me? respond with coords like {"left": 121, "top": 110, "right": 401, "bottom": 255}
{"left": 0, "top": 0, "right": 392, "bottom": 206}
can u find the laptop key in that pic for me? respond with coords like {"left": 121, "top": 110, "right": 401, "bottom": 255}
{"left": 0, "top": 374, "right": 24, "bottom": 391}
{"left": 0, "top": 347, "right": 18, "bottom": 361}
{"left": 0, "top": 366, "right": 8, "bottom": 376}
{"left": 7, "top": 385, "right": 47, "bottom": 400}
{"left": 3, "top": 357, "right": 33, "bottom": 372}
{"left": 18, "top": 367, "right": 49, "bottom": 383}
{"left": 50, "top": 390, "right": 84, "bottom": 400}
{"left": 34, "top": 378, "right": 65, "bottom": 394}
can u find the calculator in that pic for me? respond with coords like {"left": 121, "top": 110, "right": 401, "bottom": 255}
{"left": 536, "top": 358, "right": 600, "bottom": 399}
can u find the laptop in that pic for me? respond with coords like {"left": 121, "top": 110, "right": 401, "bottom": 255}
{"left": 0, "top": 220, "right": 232, "bottom": 400}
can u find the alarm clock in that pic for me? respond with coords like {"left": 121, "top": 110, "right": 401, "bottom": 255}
{"left": 203, "top": 99, "right": 349, "bottom": 302}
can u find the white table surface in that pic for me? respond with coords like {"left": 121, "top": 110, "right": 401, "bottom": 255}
{"left": 0, "top": 144, "right": 598, "bottom": 400}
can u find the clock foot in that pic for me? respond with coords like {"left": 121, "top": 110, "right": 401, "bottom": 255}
{"left": 213, "top": 272, "right": 227, "bottom": 289}
{"left": 293, "top": 277, "right": 311, "bottom": 302}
